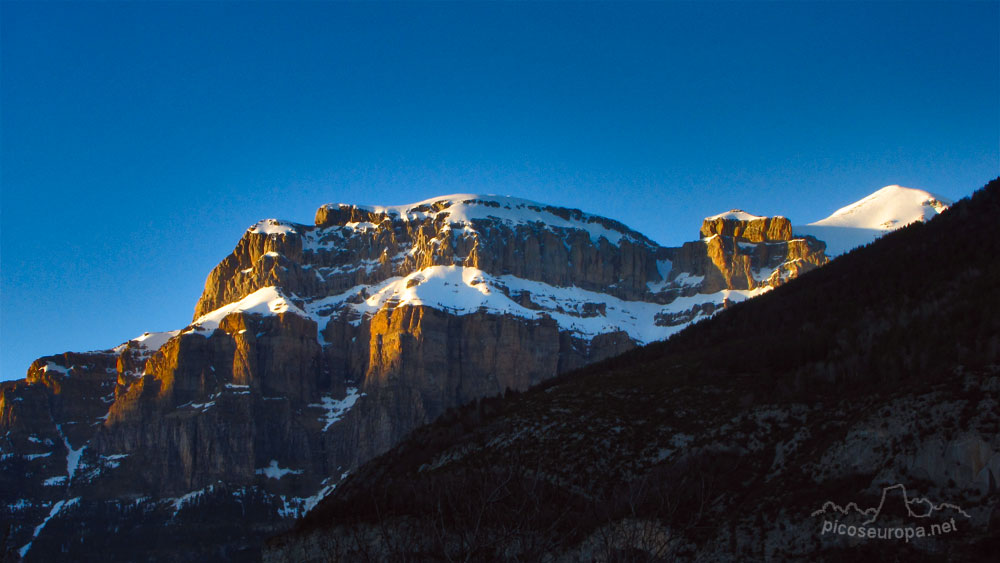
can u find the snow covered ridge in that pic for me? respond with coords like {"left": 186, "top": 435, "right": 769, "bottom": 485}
{"left": 795, "top": 185, "right": 951, "bottom": 257}
{"left": 188, "top": 269, "right": 767, "bottom": 346}
{"left": 177, "top": 186, "right": 954, "bottom": 358}
{"left": 103, "top": 331, "right": 181, "bottom": 357}
{"left": 33, "top": 187, "right": 947, "bottom": 383}
{"left": 317, "top": 194, "right": 652, "bottom": 246}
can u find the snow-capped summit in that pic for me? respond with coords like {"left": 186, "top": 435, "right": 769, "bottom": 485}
{"left": 316, "top": 194, "right": 648, "bottom": 246}
{"left": 808, "top": 185, "right": 950, "bottom": 229}
{"left": 795, "top": 185, "right": 951, "bottom": 257}
{"left": 704, "top": 209, "right": 764, "bottom": 222}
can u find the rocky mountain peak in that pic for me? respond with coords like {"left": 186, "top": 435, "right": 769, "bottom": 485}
{"left": 194, "top": 194, "right": 670, "bottom": 321}
{"left": 313, "top": 194, "right": 653, "bottom": 247}
{"left": 700, "top": 209, "right": 793, "bottom": 242}
{"left": 3, "top": 186, "right": 936, "bottom": 561}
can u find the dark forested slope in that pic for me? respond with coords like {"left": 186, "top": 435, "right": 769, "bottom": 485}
{"left": 265, "top": 179, "right": 1000, "bottom": 562}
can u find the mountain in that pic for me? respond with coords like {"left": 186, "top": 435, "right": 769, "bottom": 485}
{"left": 0, "top": 186, "right": 943, "bottom": 561}
{"left": 795, "top": 185, "right": 951, "bottom": 256}
{"left": 264, "top": 179, "right": 1000, "bottom": 562}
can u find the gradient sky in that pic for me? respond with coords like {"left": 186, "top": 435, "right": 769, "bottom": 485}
{"left": 1, "top": 1, "right": 997, "bottom": 381}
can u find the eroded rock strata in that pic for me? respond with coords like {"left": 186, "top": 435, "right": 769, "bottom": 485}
{"left": 1, "top": 195, "right": 827, "bottom": 561}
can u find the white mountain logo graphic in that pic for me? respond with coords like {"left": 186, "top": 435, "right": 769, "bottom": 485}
{"left": 811, "top": 483, "right": 971, "bottom": 525}
{"left": 811, "top": 483, "right": 973, "bottom": 542}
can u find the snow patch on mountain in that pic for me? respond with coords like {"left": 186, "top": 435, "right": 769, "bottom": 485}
{"left": 168, "top": 483, "right": 217, "bottom": 517}
{"left": 646, "top": 259, "right": 673, "bottom": 293}
{"left": 111, "top": 330, "right": 181, "bottom": 355}
{"left": 132, "top": 330, "right": 181, "bottom": 351}
{"left": 249, "top": 219, "right": 298, "bottom": 236}
{"left": 255, "top": 460, "right": 304, "bottom": 480}
{"left": 54, "top": 424, "right": 85, "bottom": 483}
{"left": 706, "top": 209, "right": 765, "bottom": 221}
{"left": 187, "top": 287, "right": 306, "bottom": 335}
{"left": 18, "top": 497, "right": 80, "bottom": 558}
{"left": 309, "top": 387, "right": 364, "bottom": 431}
{"left": 40, "top": 362, "right": 68, "bottom": 375}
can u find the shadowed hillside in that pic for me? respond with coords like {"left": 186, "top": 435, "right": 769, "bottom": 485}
{"left": 265, "top": 179, "right": 1000, "bottom": 562}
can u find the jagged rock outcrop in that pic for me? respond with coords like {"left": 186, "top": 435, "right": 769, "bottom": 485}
{"left": 669, "top": 210, "right": 826, "bottom": 294}
{"left": 1, "top": 194, "right": 830, "bottom": 562}
{"left": 195, "top": 199, "right": 664, "bottom": 319}
{"left": 699, "top": 209, "right": 793, "bottom": 242}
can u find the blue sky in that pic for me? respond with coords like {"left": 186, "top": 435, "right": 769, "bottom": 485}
{"left": 1, "top": 1, "right": 997, "bottom": 381}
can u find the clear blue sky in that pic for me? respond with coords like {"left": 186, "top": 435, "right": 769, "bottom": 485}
{"left": 2, "top": 1, "right": 997, "bottom": 381}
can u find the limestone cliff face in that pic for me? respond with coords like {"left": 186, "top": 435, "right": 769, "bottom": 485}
{"left": 347, "top": 305, "right": 632, "bottom": 460}
{"left": 0, "top": 195, "right": 830, "bottom": 562}
{"left": 670, "top": 212, "right": 827, "bottom": 294}
{"left": 195, "top": 198, "right": 663, "bottom": 319}
{"left": 699, "top": 211, "right": 793, "bottom": 242}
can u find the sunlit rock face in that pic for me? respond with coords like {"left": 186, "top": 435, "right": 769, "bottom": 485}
{"left": 1, "top": 194, "right": 828, "bottom": 561}
{"left": 699, "top": 210, "right": 793, "bottom": 242}
{"left": 195, "top": 196, "right": 666, "bottom": 319}
{"left": 668, "top": 210, "right": 827, "bottom": 297}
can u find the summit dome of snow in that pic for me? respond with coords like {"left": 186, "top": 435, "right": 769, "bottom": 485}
{"left": 810, "top": 185, "right": 950, "bottom": 228}
{"left": 795, "top": 185, "right": 951, "bottom": 257}
{"left": 705, "top": 209, "right": 764, "bottom": 221}
{"left": 321, "top": 194, "right": 646, "bottom": 246}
